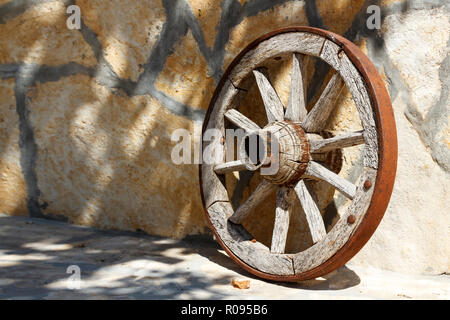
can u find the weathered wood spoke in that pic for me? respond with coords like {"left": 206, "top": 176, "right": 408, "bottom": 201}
{"left": 302, "top": 72, "right": 345, "bottom": 133}
{"left": 271, "top": 187, "right": 292, "bottom": 254}
{"left": 253, "top": 69, "right": 285, "bottom": 123}
{"left": 294, "top": 180, "right": 326, "bottom": 243}
{"left": 229, "top": 180, "right": 277, "bottom": 224}
{"left": 285, "top": 53, "right": 308, "bottom": 122}
{"left": 305, "top": 161, "right": 357, "bottom": 199}
{"left": 225, "top": 109, "right": 261, "bottom": 133}
{"left": 310, "top": 130, "right": 365, "bottom": 153}
{"left": 214, "top": 160, "right": 247, "bottom": 175}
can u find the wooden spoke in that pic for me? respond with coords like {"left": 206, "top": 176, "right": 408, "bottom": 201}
{"left": 310, "top": 130, "right": 365, "bottom": 153}
{"left": 305, "top": 161, "right": 356, "bottom": 199}
{"left": 285, "top": 53, "right": 308, "bottom": 122}
{"left": 214, "top": 160, "right": 247, "bottom": 175}
{"left": 294, "top": 181, "right": 326, "bottom": 243}
{"left": 253, "top": 69, "right": 285, "bottom": 123}
{"left": 302, "top": 72, "right": 345, "bottom": 132}
{"left": 229, "top": 180, "right": 277, "bottom": 224}
{"left": 271, "top": 187, "right": 292, "bottom": 254}
{"left": 225, "top": 109, "right": 261, "bottom": 133}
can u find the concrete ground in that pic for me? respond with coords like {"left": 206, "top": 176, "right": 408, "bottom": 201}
{"left": 0, "top": 213, "right": 448, "bottom": 300}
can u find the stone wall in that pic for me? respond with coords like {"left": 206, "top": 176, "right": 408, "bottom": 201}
{"left": 0, "top": 0, "right": 448, "bottom": 275}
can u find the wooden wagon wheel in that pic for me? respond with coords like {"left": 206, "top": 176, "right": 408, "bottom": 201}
{"left": 199, "top": 27, "right": 397, "bottom": 281}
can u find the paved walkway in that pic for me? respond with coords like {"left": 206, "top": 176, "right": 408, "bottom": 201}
{"left": 0, "top": 214, "right": 448, "bottom": 300}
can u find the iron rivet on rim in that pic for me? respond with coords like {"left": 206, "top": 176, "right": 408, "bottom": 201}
{"left": 364, "top": 179, "right": 372, "bottom": 190}
{"left": 347, "top": 215, "right": 356, "bottom": 224}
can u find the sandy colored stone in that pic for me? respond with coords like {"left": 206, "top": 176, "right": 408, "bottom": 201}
{"left": 187, "top": 0, "right": 222, "bottom": 49}
{"left": 154, "top": 30, "right": 216, "bottom": 111}
{"left": 268, "top": 57, "right": 294, "bottom": 108}
{"left": 328, "top": 88, "right": 363, "bottom": 134}
{"left": 224, "top": 1, "right": 308, "bottom": 72}
{"left": 0, "top": 1, "right": 96, "bottom": 66}
{"left": 350, "top": 94, "right": 450, "bottom": 275}
{"left": 381, "top": 0, "right": 406, "bottom": 6}
{"left": 316, "top": 0, "right": 366, "bottom": 35}
{"left": 327, "top": 80, "right": 364, "bottom": 180}
{"left": 26, "top": 74, "right": 206, "bottom": 238}
{"left": 77, "top": 0, "right": 166, "bottom": 81}
{"left": 0, "top": 79, "right": 27, "bottom": 216}
{"left": 382, "top": 6, "right": 450, "bottom": 119}
{"left": 438, "top": 115, "right": 450, "bottom": 149}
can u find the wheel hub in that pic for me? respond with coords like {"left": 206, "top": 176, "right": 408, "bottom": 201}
{"left": 239, "top": 121, "right": 310, "bottom": 186}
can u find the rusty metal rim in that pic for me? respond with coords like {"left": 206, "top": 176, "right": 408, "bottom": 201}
{"left": 199, "top": 26, "right": 397, "bottom": 282}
